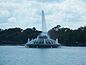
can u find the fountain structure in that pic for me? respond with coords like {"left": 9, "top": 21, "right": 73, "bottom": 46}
{"left": 25, "top": 10, "right": 60, "bottom": 48}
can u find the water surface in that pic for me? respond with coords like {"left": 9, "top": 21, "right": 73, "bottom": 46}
{"left": 0, "top": 46, "right": 86, "bottom": 65}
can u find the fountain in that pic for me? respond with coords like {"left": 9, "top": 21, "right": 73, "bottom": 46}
{"left": 25, "top": 10, "right": 61, "bottom": 48}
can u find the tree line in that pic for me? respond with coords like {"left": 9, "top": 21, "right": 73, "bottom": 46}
{"left": 0, "top": 25, "right": 86, "bottom": 46}
{"left": 48, "top": 25, "right": 86, "bottom": 46}
{"left": 0, "top": 27, "right": 41, "bottom": 45}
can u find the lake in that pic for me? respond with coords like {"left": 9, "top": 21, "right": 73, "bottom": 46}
{"left": 0, "top": 46, "right": 86, "bottom": 65}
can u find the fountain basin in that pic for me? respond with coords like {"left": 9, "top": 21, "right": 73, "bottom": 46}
{"left": 25, "top": 34, "right": 60, "bottom": 48}
{"left": 25, "top": 44, "right": 60, "bottom": 48}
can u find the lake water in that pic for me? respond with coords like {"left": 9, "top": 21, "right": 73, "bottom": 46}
{"left": 0, "top": 46, "right": 86, "bottom": 65}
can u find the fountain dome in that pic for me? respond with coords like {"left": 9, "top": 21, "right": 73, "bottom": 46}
{"left": 25, "top": 10, "right": 61, "bottom": 48}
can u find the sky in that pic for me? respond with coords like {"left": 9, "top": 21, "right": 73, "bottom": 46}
{"left": 0, "top": 0, "right": 86, "bottom": 31}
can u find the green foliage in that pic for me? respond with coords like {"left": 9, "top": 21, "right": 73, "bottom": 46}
{"left": 0, "top": 27, "right": 41, "bottom": 45}
{"left": 0, "top": 26, "right": 86, "bottom": 46}
{"left": 48, "top": 25, "right": 86, "bottom": 46}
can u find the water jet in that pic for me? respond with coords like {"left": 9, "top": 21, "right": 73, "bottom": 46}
{"left": 25, "top": 10, "right": 61, "bottom": 48}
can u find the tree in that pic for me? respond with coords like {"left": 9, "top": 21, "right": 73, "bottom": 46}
{"left": 0, "top": 27, "right": 41, "bottom": 45}
{"left": 48, "top": 25, "right": 86, "bottom": 46}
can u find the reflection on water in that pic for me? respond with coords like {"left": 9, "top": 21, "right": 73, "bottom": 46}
{"left": 0, "top": 46, "right": 86, "bottom": 65}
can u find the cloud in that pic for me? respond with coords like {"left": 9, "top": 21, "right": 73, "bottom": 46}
{"left": 0, "top": 10, "right": 10, "bottom": 17}
{"left": 40, "top": 0, "right": 64, "bottom": 3}
{"left": 0, "top": 0, "right": 86, "bottom": 31}
{"left": 27, "top": 0, "right": 64, "bottom": 3}
{"left": 80, "top": 16, "right": 86, "bottom": 22}
{"left": 8, "top": 17, "right": 16, "bottom": 22}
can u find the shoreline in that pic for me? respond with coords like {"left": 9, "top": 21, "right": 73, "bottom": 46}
{"left": 0, "top": 45, "right": 86, "bottom": 47}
